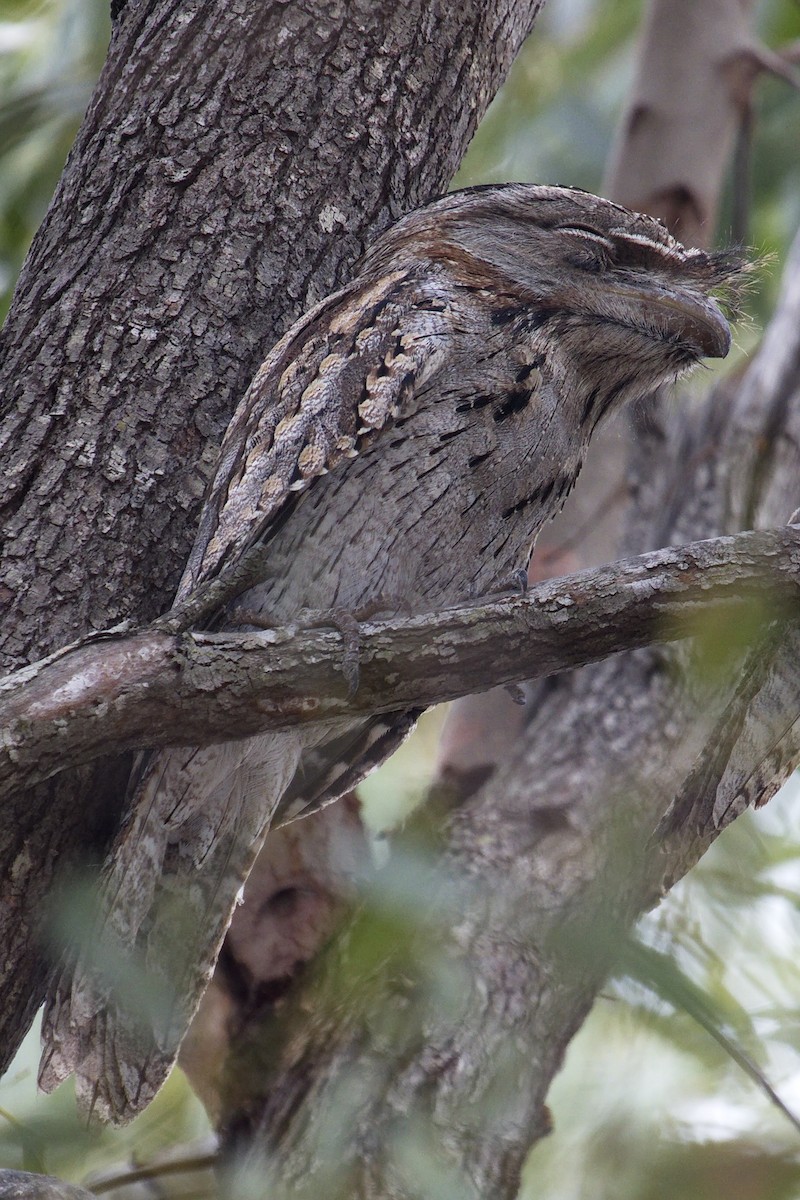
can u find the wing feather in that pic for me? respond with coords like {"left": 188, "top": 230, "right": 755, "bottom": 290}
{"left": 179, "top": 265, "right": 447, "bottom": 600}
{"left": 40, "top": 264, "right": 453, "bottom": 1123}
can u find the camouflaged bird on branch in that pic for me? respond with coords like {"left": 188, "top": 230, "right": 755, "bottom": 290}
{"left": 39, "top": 183, "right": 741, "bottom": 1124}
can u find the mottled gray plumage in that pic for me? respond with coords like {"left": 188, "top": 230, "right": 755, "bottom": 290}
{"left": 39, "top": 184, "right": 737, "bottom": 1123}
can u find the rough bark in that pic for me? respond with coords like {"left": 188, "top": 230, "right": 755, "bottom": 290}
{"left": 1, "top": 0, "right": 541, "bottom": 662}
{"left": 0, "top": 0, "right": 544, "bottom": 1069}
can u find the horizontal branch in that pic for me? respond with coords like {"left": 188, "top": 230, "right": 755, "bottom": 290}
{"left": 2, "top": 527, "right": 799, "bottom": 798}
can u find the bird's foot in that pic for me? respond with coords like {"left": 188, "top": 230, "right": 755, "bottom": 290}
{"left": 300, "top": 596, "right": 414, "bottom": 696}
{"left": 484, "top": 567, "right": 529, "bottom": 598}
{"left": 228, "top": 609, "right": 279, "bottom": 630}
{"left": 232, "top": 596, "right": 412, "bottom": 696}
{"left": 225, "top": 605, "right": 360, "bottom": 693}
{"left": 324, "top": 609, "right": 362, "bottom": 697}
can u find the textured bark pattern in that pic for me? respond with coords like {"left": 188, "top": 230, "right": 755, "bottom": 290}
{"left": 0, "top": 0, "right": 543, "bottom": 1071}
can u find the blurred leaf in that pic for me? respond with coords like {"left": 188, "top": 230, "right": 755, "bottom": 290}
{"left": 620, "top": 937, "right": 800, "bottom": 1137}
{"left": 0, "top": 0, "right": 110, "bottom": 316}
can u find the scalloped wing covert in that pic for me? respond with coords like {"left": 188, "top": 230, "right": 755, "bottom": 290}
{"left": 179, "top": 266, "right": 449, "bottom": 599}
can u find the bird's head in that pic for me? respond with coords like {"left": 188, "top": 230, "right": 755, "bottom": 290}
{"left": 363, "top": 183, "right": 744, "bottom": 429}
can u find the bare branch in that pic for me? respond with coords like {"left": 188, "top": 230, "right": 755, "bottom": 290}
{"left": 2, "top": 528, "right": 799, "bottom": 797}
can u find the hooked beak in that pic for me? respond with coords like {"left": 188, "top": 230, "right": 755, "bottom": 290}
{"left": 608, "top": 281, "right": 732, "bottom": 359}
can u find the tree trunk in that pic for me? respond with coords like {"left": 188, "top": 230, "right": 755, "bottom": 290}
{"left": 0, "top": 0, "right": 544, "bottom": 1070}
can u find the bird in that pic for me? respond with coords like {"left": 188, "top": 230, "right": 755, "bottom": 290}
{"left": 37, "top": 183, "right": 739, "bottom": 1124}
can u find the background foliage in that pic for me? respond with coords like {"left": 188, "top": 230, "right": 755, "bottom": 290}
{"left": 1, "top": 0, "right": 800, "bottom": 1195}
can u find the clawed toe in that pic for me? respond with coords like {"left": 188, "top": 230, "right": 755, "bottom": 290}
{"left": 490, "top": 567, "right": 529, "bottom": 598}
{"left": 328, "top": 609, "right": 362, "bottom": 696}
{"left": 297, "top": 607, "right": 363, "bottom": 696}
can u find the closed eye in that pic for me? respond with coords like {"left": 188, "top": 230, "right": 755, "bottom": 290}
{"left": 557, "top": 224, "right": 614, "bottom": 273}
{"left": 608, "top": 229, "right": 686, "bottom": 270}
{"left": 557, "top": 224, "right": 615, "bottom": 249}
